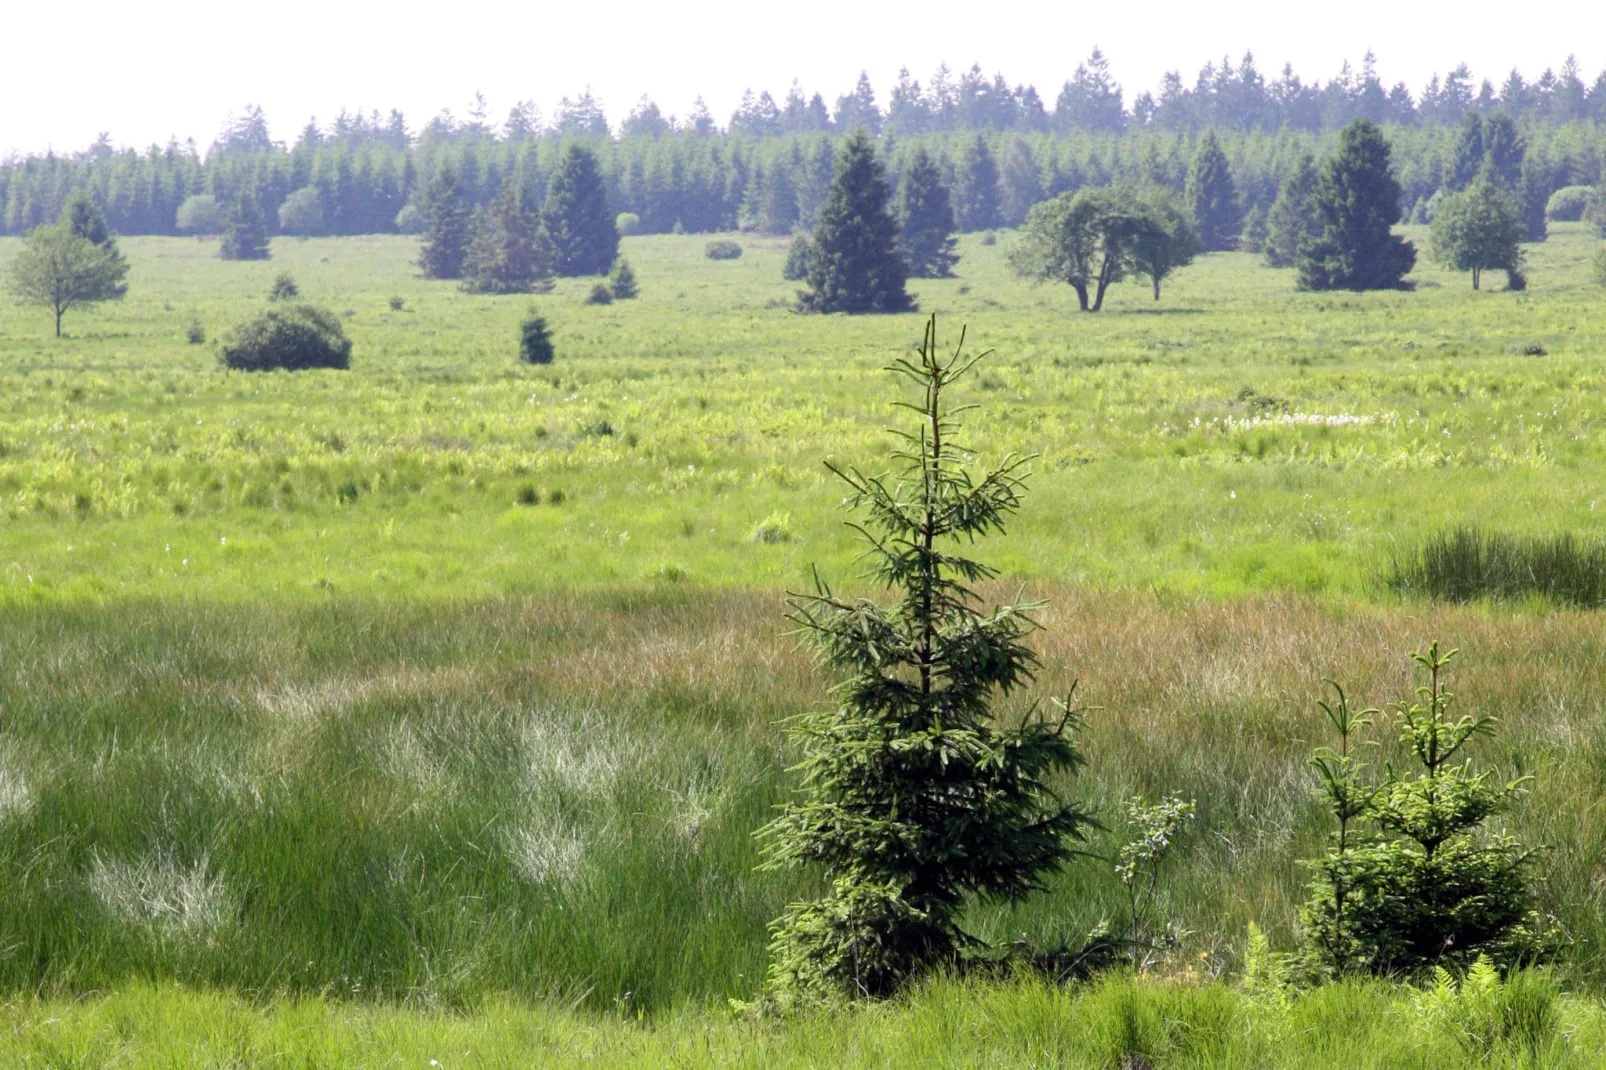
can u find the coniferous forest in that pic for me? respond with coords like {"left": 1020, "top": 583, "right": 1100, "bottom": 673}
{"left": 6, "top": 51, "right": 1606, "bottom": 240}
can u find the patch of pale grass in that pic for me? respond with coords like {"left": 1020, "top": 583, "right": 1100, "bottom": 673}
{"left": 504, "top": 820, "right": 587, "bottom": 888}
{"left": 88, "top": 850, "right": 232, "bottom": 937}
{"left": 518, "top": 709, "right": 647, "bottom": 799}
{"left": 0, "top": 754, "right": 32, "bottom": 822}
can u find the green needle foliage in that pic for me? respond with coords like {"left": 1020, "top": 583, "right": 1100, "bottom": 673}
{"left": 220, "top": 188, "right": 270, "bottom": 261}
{"left": 759, "top": 315, "right": 1093, "bottom": 1004}
{"left": 1301, "top": 644, "right": 1545, "bottom": 978}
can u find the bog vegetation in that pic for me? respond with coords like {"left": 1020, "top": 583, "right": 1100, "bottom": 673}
{"left": 4, "top": 59, "right": 1606, "bottom": 1056}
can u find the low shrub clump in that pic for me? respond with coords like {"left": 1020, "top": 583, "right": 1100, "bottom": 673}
{"left": 782, "top": 235, "right": 811, "bottom": 281}
{"left": 705, "top": 240, "right": 743, "bottom": 261}
{"left": 219, "top": 304, "right": 351, "bottom": 371}
{"left": 584, "top": 283, "right": 614, "bottom": 305}
{"left": 1388, "top": 527, "right": 1606, "bottom": 607}
{"left": 1544, "top": 186, "right": 1594, "bottom": 222}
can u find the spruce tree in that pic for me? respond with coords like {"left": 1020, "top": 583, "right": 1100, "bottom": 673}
{"left": 220, "top": 188, "right": 271, "bottom": 261}
{"left": 462, "top": 183, "right": 552, "bottom": 294}
{"left": 609, "top": 258, "right": 639, "bottom": 300}
{"left": 760, "top": 316, "right": 1093, "bottom": 1003}
{"left": 799, "top": 131, "right": 913, "bottom": 314}
{"left": 898, "top": 146, "right": 959, "bottom": 278}
{"left": 418, "top": 166, "right": 471, "bottom": 280}
{"left": 1297, "top": 119, "right": 1416, "bottom": 291}
{"left": 541, "top": 143, "right": 620, "bottom": 276}
{"left": 954, "top": 135, "right": 1002, "bottom": 232}
{"left": 1239, "top": 205, "right": 1268, "bottom": 253}
{"left": 748, "top": 163, "right": 800, "bottom": 236}
{"left": 782, "top": 234, "right": 811, "bottom": 281}
{"left": 63, "top": 191, "right": 116, "bottom": 250}
{"left": 1187, "top": 130, "right": 1243, "bottom": 252}
{"left": 1300, "top": 644, "right": 1543, "bottom": 976}
{"left": 1265, "top": 154, "right": 1320, "bottom": 268}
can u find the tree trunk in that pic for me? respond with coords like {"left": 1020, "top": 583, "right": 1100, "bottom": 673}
{"left": 54, "top": 305, "right": 63, "bottom": 337}
{"left": 1092, "top": 280, "right": 1107, "bottom": 311}
{"left": 1472, "top": 267, "right": 1480, "bottom": 291}
{"left": 1071, "top": 282, "right": 1089, "bottom": 311}
{"left": 1152, "top": 276, "right": 1162, "bottom": 300}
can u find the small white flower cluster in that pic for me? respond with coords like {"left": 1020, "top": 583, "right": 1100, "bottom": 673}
{"left": 1216, "top": 411, "right": 1381, "bottom": 431}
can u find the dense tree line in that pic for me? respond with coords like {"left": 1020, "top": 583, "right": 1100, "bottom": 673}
{"left": 6, "top": 52, "right": 1606, "bottom": 241}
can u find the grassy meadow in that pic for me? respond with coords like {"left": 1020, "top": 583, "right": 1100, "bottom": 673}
{"left": 3, "top": 223, "right": 1606, "bottom": 1063}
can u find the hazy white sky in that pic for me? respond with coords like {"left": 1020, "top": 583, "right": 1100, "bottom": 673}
{"left": 3, "top": 0, "right": 1598, "bottom": 156}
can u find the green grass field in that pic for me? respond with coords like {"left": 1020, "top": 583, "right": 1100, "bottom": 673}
{"left": 3, "top": 225, "right": 1606, "bottom": 1063}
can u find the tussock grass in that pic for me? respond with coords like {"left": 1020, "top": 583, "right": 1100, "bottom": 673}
{"left": 1390, "top": 527, "right": 1606, "bottom": 607}
{"left": 4, "top": 589, "right": 1606, "bottom": 1011}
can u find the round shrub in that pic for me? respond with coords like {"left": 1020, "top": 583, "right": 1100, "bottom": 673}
{"left": 394, "top": 204, "right": 423, "bottom": 235}
{"left": 277, "top": 187, "right": 326, "bottom": 236}
{"left": 220, "top": 304, "right": 352, "bottom": 371}
{"left": 616, "top": 212, "right": 642, "bottom": 236}
{"left": 705, "top": 239, "right": 743, "bottom": 261}
{"left": 176, "top": 194, "right": 221, "bottom": 235}
{"left": 1545, "top": 185, "right": 1594, "bottom": 222}
{"left": 520, "top": 312, "right": 555, "bottom": 365}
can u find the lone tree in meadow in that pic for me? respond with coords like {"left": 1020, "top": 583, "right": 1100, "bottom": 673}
{"left": 462, "top": 183, "right": 553, "bottom": 294}
{"left": 799, "top": 130, "right": 913, "bottom": 314}
{"left": 954, "top": 134, "right": 1002, "bottom": 232}
{"left": 1011, "top": 187, "right": 1188, "bottom": 311}
{"left": 898, "top": 146, "right": 960, "bottom": 278}
{"left": 541, "top": 143, "right": 620, "bottom": 276}
{"left": 1430, "top": 177, "right": 1525, "bottom": 290}
{"left": 1130, "top": 188, "right": 1198, "bottom": 300}
{"left": 5, "top": 219, "right": 130, "bottom": 336}
{"left": 1264, "top": 153, "right": 1320, "bottom": 268}
{"left": 418, "top": 166, "right": 472, "bottom": 279}
{"left": 1187, "top": 130, "right": 1243, "bottom": 252}
{"left": 760, "top": 315, "right": 1093, "bottom": 1003}
{"left": 1297, "top": 119, "right": 1415, "bottom": 292}
{"left": 220, "top": 188, "right": 271, "bottom": 261}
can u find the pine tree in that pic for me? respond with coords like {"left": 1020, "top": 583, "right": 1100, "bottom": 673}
{"left": 760, "top": 316, "right": 1093, "bottom": 1003}
{"left": 609, "top": 258, "right": 639, "bottom": 299}
{"left": 1265, "top": 154, "right": 1320, "bottom": 268}
{"left": 799, "top": 131, "right": 913, "bottom": 314}
{"left": 220, "top": 188, "right": 271, "bottom": 261}
{"left": 418, "top": 166, "right": 471, "bottom": 279}
{"left": 462, "top": 183, "right": 552, "bottom": 294}
{"left": 541, "top": 143, "right": 620, "bottom": 276}
{"left": 1298, "top": 119, "right": 1416, "bottom": 291}
{"left": 954, "top": 135, "right": 1002, "bottom": 232}
{"left": 1187, "top": 130, "right": 1243, "bottom": 252}
{"left": 898, "top": 146, "right": 959, "bottom": 278}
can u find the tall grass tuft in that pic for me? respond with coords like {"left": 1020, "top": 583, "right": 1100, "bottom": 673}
{"left": 1388, "top": 528, "right": 1606, "bottom": 607}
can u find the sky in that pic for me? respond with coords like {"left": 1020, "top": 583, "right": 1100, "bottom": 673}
{"left": 2, "top": 0, "right": 1599, "bottom": 156}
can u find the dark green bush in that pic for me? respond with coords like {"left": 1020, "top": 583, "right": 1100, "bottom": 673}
{"left": 219, "top": 304, "right": 351, "bottom": 371}
{"left": 519, "top": 312, "right": 555, "bottom": 364}
{"left": 185, "top": 318, "right": 205, "bottom": 345}
{"left": 608, "top": 260, "right": 638, "bottom": 299}
{"left": 1388, "top": 527, "right": 1606, "bottom": 607}
{"left": 704, "top": 240, "right": 743, "bottom": 260}
{"left": 584, "top": 283, "right": 614, "bottom": 305}
{"left": 268, "top": 272, "right": 299, "bottom": 302}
